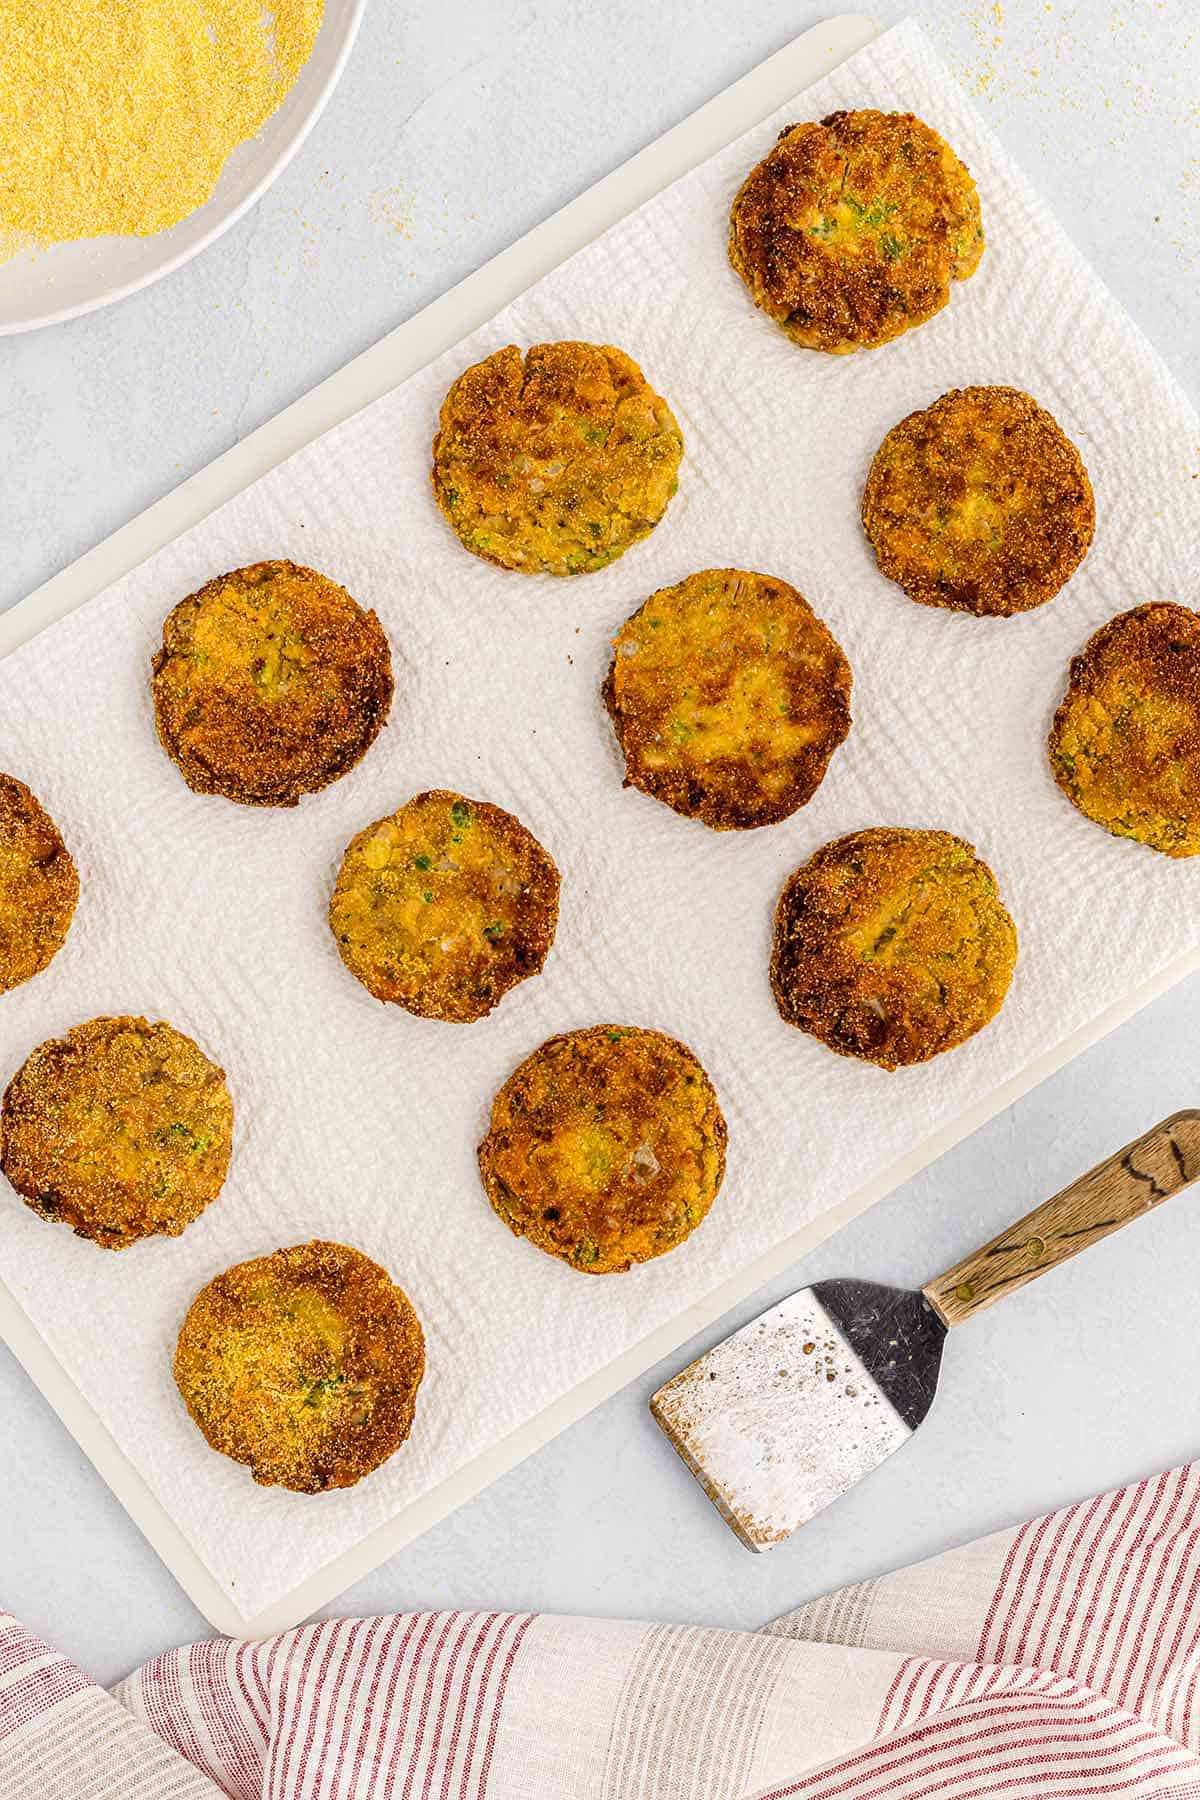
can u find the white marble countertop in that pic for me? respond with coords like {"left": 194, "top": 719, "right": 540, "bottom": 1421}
{"left": 3, "top": 0, "right": 1200, "bottom": 1689}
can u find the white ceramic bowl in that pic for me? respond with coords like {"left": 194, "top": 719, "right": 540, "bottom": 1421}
{"left": 0, "top": 0, "right": 366, "bottom": 336}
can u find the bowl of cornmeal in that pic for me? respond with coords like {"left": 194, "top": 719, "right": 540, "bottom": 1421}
{"left": 0, "top": 0, "right": 365, "bottom": 334}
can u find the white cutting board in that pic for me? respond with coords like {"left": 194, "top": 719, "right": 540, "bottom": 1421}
{"left": 2, "top": 13, "right": 1198, "bottom": 1639}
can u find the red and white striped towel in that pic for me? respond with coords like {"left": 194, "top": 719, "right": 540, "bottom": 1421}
{"left": 5, "top": 1462, "right": 1200, "bottom": 1798}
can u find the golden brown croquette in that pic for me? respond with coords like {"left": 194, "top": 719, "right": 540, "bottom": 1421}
{"left": 603, "top": 569, "right": 852, "bottom": 829}
{"left": 152, "top": 560, "right": 393, "bottom": 806}
{"left": 174, "top": 1240, "right": 425, "bottom": 1493}
{"left": 770, "top": 827, "right": 1017, "bottom": 1070}
{"left": 1, "top": 1015, "right": 234, "bottom": 1247}
{"left": 729, "top": 109, "right": 983, "bottom": 352}
{"left": 478, "top": 1024, "right": 727, "bottom": 1274}
{"left": 1049, "top": 602, "right": 1200, "bottom": 856}
{"left": 330, "top": 790, "right": 560, "bottom": 1021}
{"left": 861, "top": 387, "right": 1094, "bottom": 616}
{"left": 431, "top": 342, "right": 683, "bottom": 576}
{"left": 0, "top": 774, "right": 78, "bottom": 995}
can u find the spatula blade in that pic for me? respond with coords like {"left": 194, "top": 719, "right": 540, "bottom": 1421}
{"left": 650, "top": 1280, "right": 946, "bottom": 1551}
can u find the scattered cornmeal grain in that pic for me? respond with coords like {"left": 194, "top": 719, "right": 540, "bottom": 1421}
{"left": 330, "top": 790, "right": 560, "bottom": 1021}
{"left": 431, "top": 342, "right": 684, "bottom": 576}
{"left": 1049, "top": 602, "right": 1200, "bottom": 856}
{"left": 1, "top": 1016, "right": 234, "bottom": 1248}
{"left": 770, "top": 828, "right": 1017, "bottom": 1070}
{"left": 862, "top": 387, "right": 1094, "bottom": 616}
{"left": 478, "top": 1025, "right": 727, "bottom": 1275}
{"left": 174, "top": 1241, "right": 425, "bottom": 1493}
{"left": 603, "top": 568, "right": 852, "bottom": 830}
{"left": 729, "top": 109, "right": 983, "bottom": 353}
{"left": 0, "top": 774, "right": 78, "bottom": 995}
{"left": 0, "top": 2, "right": 324, "bottom": 257}
{"left": 152, "top": 561, "right": 393, "bottom": 807}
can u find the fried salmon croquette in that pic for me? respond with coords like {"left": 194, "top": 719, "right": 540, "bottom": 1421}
{"left": 174, "top": 1240, "right": 425, "bottom": 1493}
{"left": 431, "top": 341, "right": 684, "bottom": 576}
{"left": 1049, "top": 603, "right": 1200, "bottom": 856}
{"left": 862, "top": 387, "right": 1095, "bottom": 617}
{"left": 478, "top": 1025, "right": 726, "bottom": 1275}
{"left": 603, "top": 569, "right": 852, "bottom": 830}
{"left": 330, "top": 789, "right": 560, "bottom": 1022}
{"left": 728, "top": 109, "right": 983, "bottom": 353}
{"left": 0, "top": 1016, "right": 233, "bottom": 1248}
{"left": 152, "top": 560, "right": 393, "bottom": 806}
{"left": 0, "top": 775, "right": 79, "bottom": 995}
{"left": 770, "top": 828, "right": 1017, "bottom": 1070}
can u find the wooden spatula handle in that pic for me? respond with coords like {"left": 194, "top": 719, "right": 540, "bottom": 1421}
{"left": 923, "top": 1109, "right": 1200, "bottom": 1329}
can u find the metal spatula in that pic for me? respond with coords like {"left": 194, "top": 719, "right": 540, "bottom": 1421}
{"left": 651, "top": 1110, "right": 1200, "bottom": 1551}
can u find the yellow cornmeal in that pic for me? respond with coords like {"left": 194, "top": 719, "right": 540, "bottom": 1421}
{"left": 0, "top": 1, "right": 324, "bottom": 255}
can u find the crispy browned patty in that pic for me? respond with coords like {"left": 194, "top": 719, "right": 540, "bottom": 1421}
{"left": 603, "top": 568, "right": 852, "bottom": 830}
{"left": 729, "top": 108, "right": 983, "bottom": 353}
{"left": 330, "top": 790, "right": 560, "bottom": 1021}
{"left": 770, "top": 827, "right": 1017, "bottom": 1070}
{"left": 478, "top": 1025, "right": 727, "bottom": 1274}
{"left": 174, "top": 1240, "right": 425, "bottom": 1493}
{"left": 1, "top": 1015, "right": 234, "bottom": 1247}
{"left": 861, "top": 387, "right": 1094, "bottom": 616}
{"left": 431, "top": 341, "right": 683, "bottom": 576}
{"left": 152, "top": 560, "right": 393, "bottom": 806}
{"left": 0, "top": 773, "right": 78, "bottom": 995}
{"left": 1049, "top": 602, "right": 1200, "bottom": 856}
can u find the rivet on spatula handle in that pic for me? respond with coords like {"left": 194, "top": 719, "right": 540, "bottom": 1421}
{"left": 923, "top": 1109, "right": 1200, "bottom": 1330}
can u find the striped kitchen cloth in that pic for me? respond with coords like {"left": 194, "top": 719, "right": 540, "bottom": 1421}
{"left": 4, "top": 1461, "right": 1200, "bottom": 1798}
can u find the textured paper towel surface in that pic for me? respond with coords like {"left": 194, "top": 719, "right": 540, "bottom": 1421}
{"left": 1, "top": 19, "right": 1198, "bottom": 1620}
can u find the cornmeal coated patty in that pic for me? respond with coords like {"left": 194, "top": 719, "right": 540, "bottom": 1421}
{"left": 174, "top": 1240, "right": 425, "bottom": 1494}
{"left": 478, "top": 1025, "right": 727, "bottom": 1275}
{"left": 728, "top": 109, "right": 984, "bottom": 353}
{"left": 770, "top": 828, "right": 1017, "bottom": 1071}
{"left": 0, "top": 774, "right": 79, "bottom": 995}
{"left": 1, "top": 1016, "right": 233, "bottom": 1248}
{"left": 862, "top": 387, "right": 1095, "bottom": 617}
{"left": 152, "top": 560, "right": 393, "bottom": 806}
{"left": 1049, "top": 603, "right": 1200, "bottom": 857}
{"left": 603, "top": 568, "right": 852, "bottom": 830}
{"left": 330, "top": 789, "right": 561, "bottom": 1021}
{"left": 431, "top": 341, "right": 684, "bottom": 576}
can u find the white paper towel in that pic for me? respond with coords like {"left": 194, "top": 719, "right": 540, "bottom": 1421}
{"left": 2, "top": 19, "right": 1198, "bottom": 1622}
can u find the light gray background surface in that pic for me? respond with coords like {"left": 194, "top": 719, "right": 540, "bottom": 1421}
{"left": 2, "top": 0, "right": 1199, "bottom": 1688}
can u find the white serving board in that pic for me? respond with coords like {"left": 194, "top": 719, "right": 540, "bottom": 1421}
{"left": 2, "top": 13, "right": 1199, "bottom": 1640}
